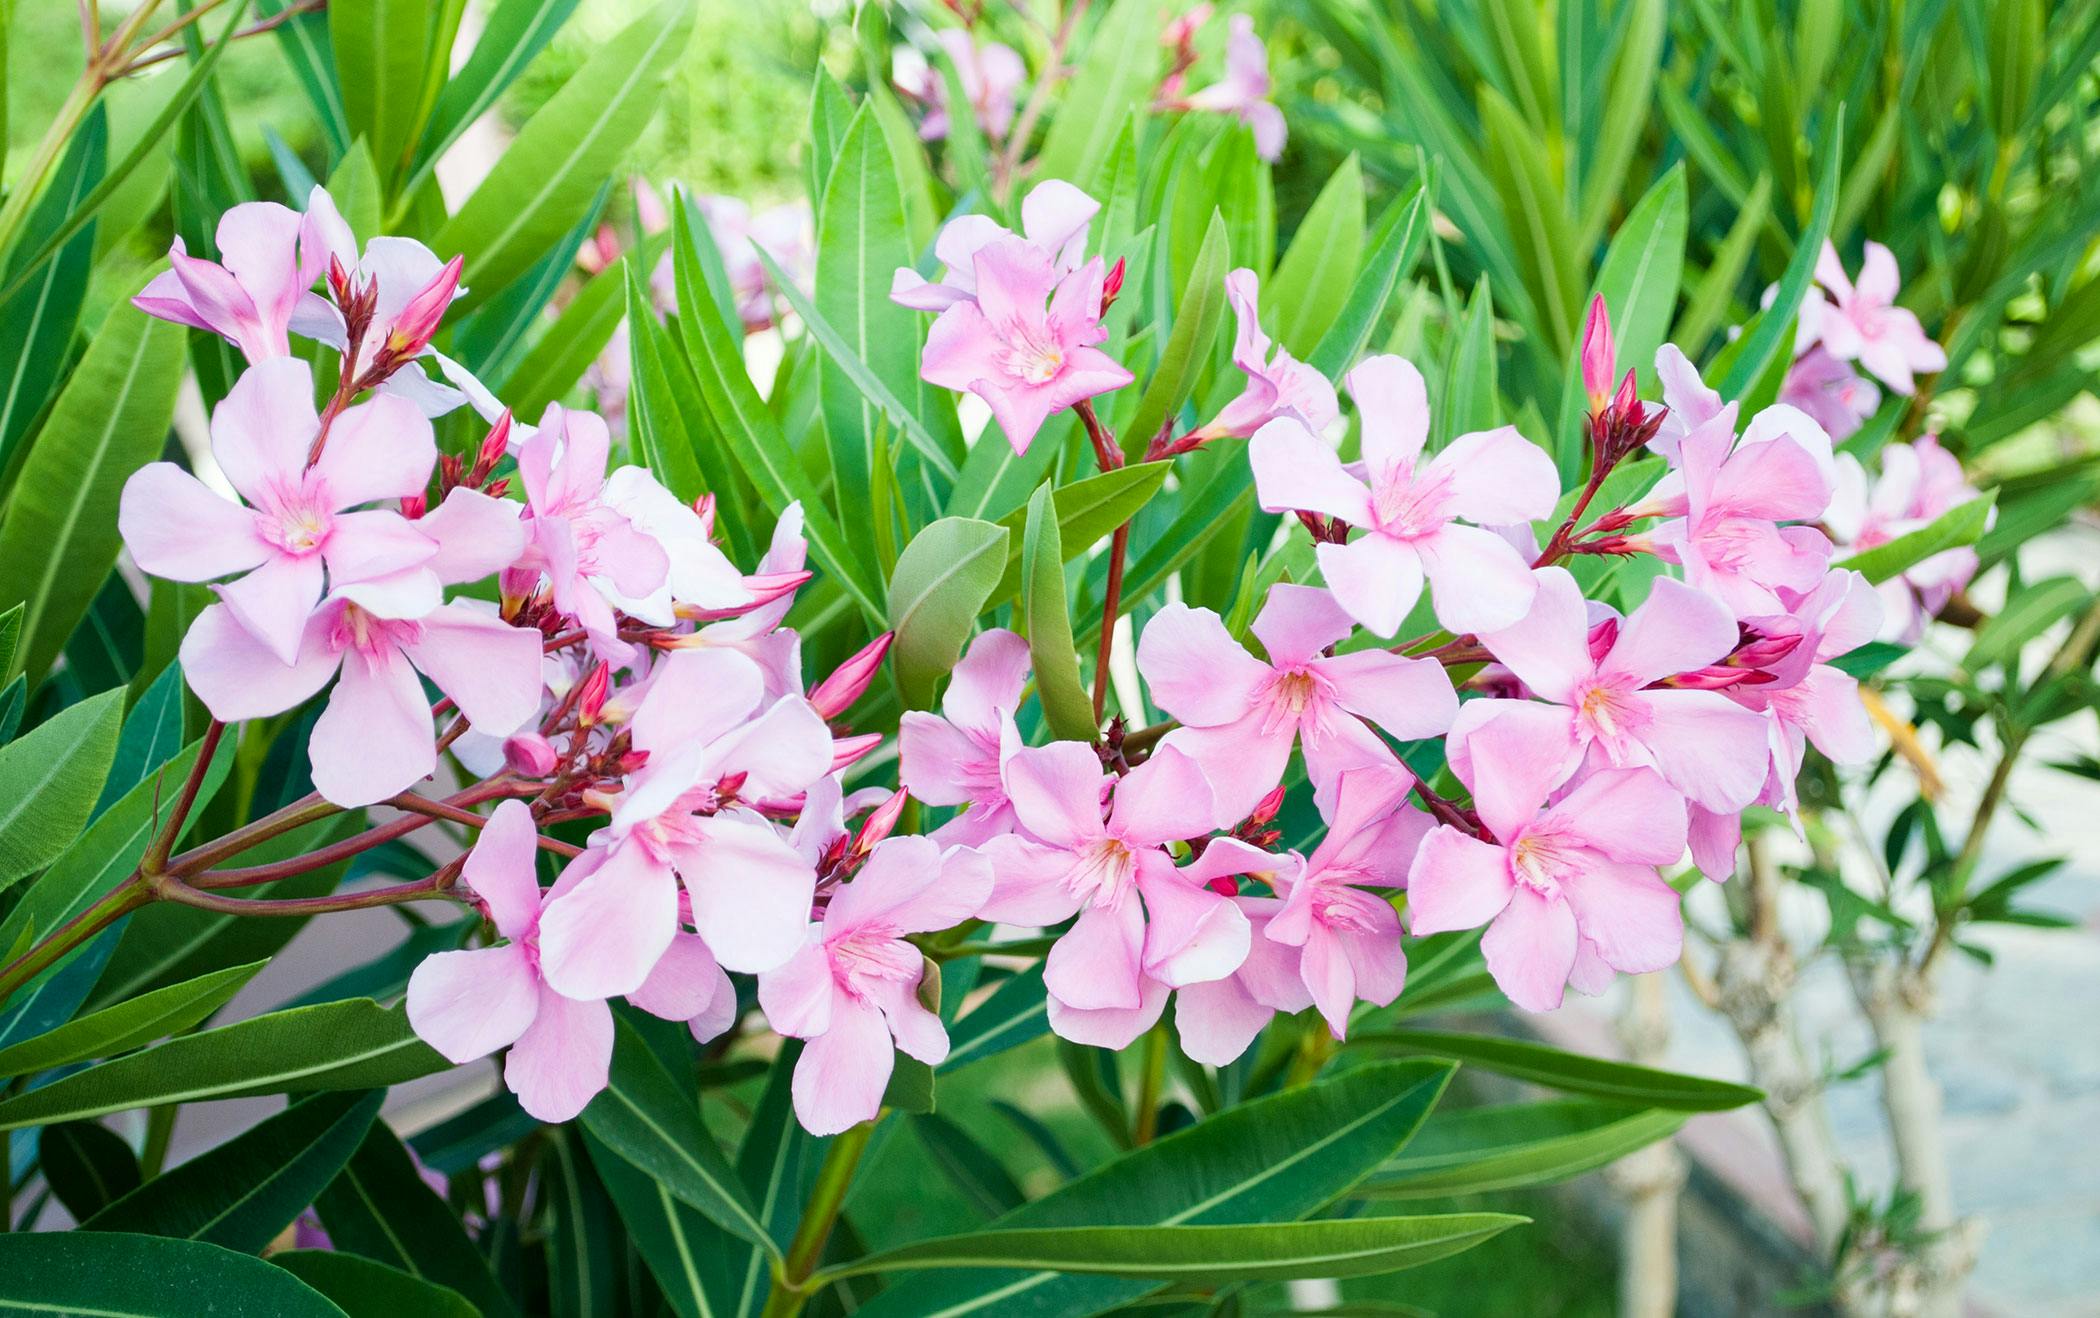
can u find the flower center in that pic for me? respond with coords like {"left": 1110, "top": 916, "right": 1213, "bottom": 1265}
{"left": 1309, "top": 881, "right": 1386, "bottom": 933}
{"left": 328, "top": 602, "right": 417, "bottom": 659}
{"left": 1510, "top": 831, "right": 1571, "bottom": 897}
{"left": 1064, "top": 837, "right": 1137, "bottom": 910}
{"left": 1368, "top": 463, "right": 1453, "bottom": 538}
{"left": 1000, "top": 323, "right": 1066, "bottom": 385}
{"left": 1258, "top": 666, "right": 1333, "bottom": 740}
{"left": 256, "top": 476, "right": 335, "bottom": 555}
{"left": 828, "top": 921, "right": 920, "bottom": 1000}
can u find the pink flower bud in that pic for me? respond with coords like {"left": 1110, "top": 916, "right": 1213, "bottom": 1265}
{"left": 476, "top": 411, "right": 514, "bottom": 476}
{"left": 830, "top": 732, "right": 882, "bottom": 773}
{"left": 850, "top": 789, "right": 908, "bottom": 860}
{"left": 386, "top": 254, "right": 463, "bottom": 357}
{"left": 1101, "top": 256, "right": 1126, "bottom": 315}
{"left": 693, "top": 492, "right": 717, "bottom": 539}
{"left": 400, "top": 492, "right": 427, "bottom": 519}
{"left": 809, "top": 632, "right": 893, "bottom": 720}
{"left": 675, "top": 570, "right": 811, "bottom": 622}
{"left": 503, "top": 732, "right": 559, "bottom": 777}
{"left": 1206, "top": 874, "right": 1241, "bottom": 897}
{"left": 576, "top": 661, "right": 611, "bottom": 726}
{"left": 1731, "top": 630, "right": 1805, "bottom": 670}
{"left": 1246, "top": 783, "right": 1285, "bottom": 827}
{"left": 1586, "top": 616, "right": 1620, "bottom": 665}
{"left": 1581, "top": 294, "right": 1615, "bottom": 410}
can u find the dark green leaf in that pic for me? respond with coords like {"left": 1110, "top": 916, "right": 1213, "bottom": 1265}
{"left": 38, "top": 1120, "right": 142, "bottom": 1221}
{"left": 0, "top": 104, "right": 104, "bottom": 472}
{"left": 1356, "top": 1100, "right": 1685, "bottom": 1197}
{"left": 271, "top": 1251, "right": 478, "bottom": 1318}
{"left": 0, "top": 1232, "right": 349, "bottom": 1315}
{"left": 1351, "top": 1030, "right": 1761, "bottom": 1110}
{"left": 1022, "top": 483, "right": 1097, "bottom": 741}
{"left": 0, "top": 959, "right": 260, "bottom": 1078}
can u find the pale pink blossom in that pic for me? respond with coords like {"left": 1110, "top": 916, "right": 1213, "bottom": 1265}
{"left": 1780, "top": 347, "right": 1880, "bottom": 442}
{"left": 1824, "top": 436, "right": 1984, "bottom": 642}
{"left": 893, "top": 30, "right": 1026, "bottom": 142}
{"left": 891, "top": 180, "right": 1097, "bottom": 313}
{"left": 899, "top": 629, "right": 1030, "bottom": 844}
{"left": 918, "top": 236, "right": 1132, "bottom": 455}
{"left": 134, "top": 200, "right": 326, "bottom": 362}
{"left": 1464, "top": 568, "right": 1773, "bottom": 814}
{"left": 1408, "top": 721, "right": 1689, "bottom": 1011}
{"left": 1136, "top": 585, "right": 1454, "bottom": 823}
{"left": 1803, "top": 241, "right": 1945, "bottom": 394}
{"left": 667, "top": 504, "right": 811, "bottom": 695}
{"left": 120, "top": 357, "right": 438, "bottom": 666}
{"left": 979, "top": 743, "right": 1247, "bottom": 1027}
{"left": 1183, "top": 15, "right": 1286, "bottom": 161}
{"left": 1648, "top": 344, "right": 1726, "bottom": 461}
{"left": 299, "top": 187, "right": 471, "bottom": 416}
{"left": 406, "top": 802, "right": 613, "bottom": 1122}
{"left": 657, "top": 195, "right": 814, "bottom": 332}
{"left": 1250, "top": 355, "right": 1560, "bottom": 635}
{"left": 1193, "top": 269, "right": 1339, "bottom": 440}
{"left": 759, "top": 837, "right": 992, "bottom": 1134}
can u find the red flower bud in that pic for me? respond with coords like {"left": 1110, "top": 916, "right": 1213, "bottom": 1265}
{"left": 1101, "top": 256, "right": 1126, "bottom": 316}
{"left": 476, "top": 411, "right": 514, "bottom": 477}
{"left": 399, "top": 492, "right": 427, "bottom": 520}
{"left": 1206, "top": 875, "right": 1241, "bottom": 897}
{"left": 1247, "top": 784, "right": 1285, "bottom": 827}
{"left": 576, "top": 661, "right": 612, "bottom": 726}
{"left": 850, "top": 789, "right": 909, "bottom": 860}
{"left": 386, "top": 254, "right": 463, "bottom": 358}
{"left": 809, "top": 632, "right": 893, "bottom": 720}
{"left": 1580, "top": 294, "right": 1615, "bottom": 411}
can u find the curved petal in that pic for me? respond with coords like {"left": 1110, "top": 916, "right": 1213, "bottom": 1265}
{"left": 1635, "top": 688, "right": 1773, "bottom": 812}
{"left": 1344, "top": 355, "right": 1430, "bottom": 473}
{"left": 756, "top": 933, "right": 834, "bottom": 1038}
{"left": 631, "top": 647, "right": 767, "bottom": 757}
{"left": 1137, "top": 860, "right": 1252, "bottom": 987}
{"left": 1044, "top": 900, "right": 1145, "bottom": 1011}
{"left": 402, "top": 604, "right": 543, "bottom": 737}
{"left": 1315, "top": 649, "right": 1458, "bottom": 741}
{"left": 410, "top": 486, "right": 524, "bottom": 584}
{"left": 211, "top": 357, "right": 318, "bottom": 502}
{"left": 405, "top": 944, "right": 537, "bottom": 1063}
{"left": 324, "top": 510, "right": 441, "bottom": 591}
{"left": 462, "top": 799, "right": 544, "bottom": 940}
{"left": 1477, "top": 566, "right": 1590, "bottom": 703}
{"left": 1250, "top": 584, "right": 1356, "bottom": 667}
{"left": 628, "top": 931, "right": 726, "bottom": 1022}
{"left": 308, "top": 644, "right": 433, "bottom": 806}
{"left": 1434, "top": 425, "right": 1561, "bottom": 525}
{"left": 1481, "top": 885, "right": 1577, "bottom": 1012}
{"left": 1001, "top": 741, "right": 1109, "bottom": 848}
{"left": 898, "top": 712, "right": 996, "bottom": 808}
{"left": 1174, "top": 975, "right": 1274, "bottom": 1066}
{"left": 179, "top": 603, "right": 338, "bottom": 721}
{"left": 314, "top": 393, "right": 437, "bottom": 508}
{"left": 1315, "top": 534, "right": 1424, "bottom": 638}
{"left": 1602, "top": 576, "right": 1739, "bottom": 687}
{"left": 1045, "top": 976, "right": 1168, "bottom": 1049}
{"left": 1134, "top": 604, "right": 1270, "bottom": 728}
{"left": 1158, "top": 719, "right": 1293, "bottom": 829}
{"left": 683, "top": 814, "right": 816, "bottom": 973}
{"left": 1108, "top": 743, "right": 1218, "bottom": 844}
{"left": 537, "top": 842, "right": 680, "bottom": 999}
{"left": 218, "top": 552, "right": 325, "bottom": 667}
{"left": 942, "top": 628, "right": 1032, "bottom": 735}
{"left": 1404, "top": 828, "right": 1515, "bottom": 935}
{"left": 1417, "top": 523, "right": 1540, "bottom": 634}
{"left": 504, "top": 988, "right": 614, "bottom": 1123}
{"left": 120, "top": 464, "right": 268, "bottom": 581}
{"left": 1545, "top": 766, "right": 1687, "bottom": 866}
{"left": 827, "top": 837, "right": 993, "bottom": 935}
{"left": 977, "top": 834, "right": 1088, "bottom": 926}
{"left": 869, "top": 975, "right": 949, "bottom": 1065}
{"left": 792, "top": 997, "right": 894, "bottom": 1136}
{"left": 1562, "top": 859, "right": 1683, "bottom": 975}
{"left": 1248, "top": 417, "right": 1372, "bottom": 522}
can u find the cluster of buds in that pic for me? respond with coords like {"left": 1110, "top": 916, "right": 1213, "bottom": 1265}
{"left": 1580, "top": 295, "right": 1669, "bottom": 469}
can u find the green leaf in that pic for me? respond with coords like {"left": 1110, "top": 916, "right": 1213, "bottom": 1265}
{"left": 914, "top": 1112, "right": 1025, "bottom": 1218}
{"left": 0, "top": 687, "right": 123, "bottom": 895}
{"left": 542, "top": 1130, "right": 621, "bottom": 1318}
{"left": 430, "top": 0, "right": 692, "bottom": 310}
{"left": 38, "top": 1120, "right": 142, "bottom": 1221}
{"left": 329, "top": 0, "right": 432, "bottom": 184}
{"left": 579, "top": 1016, "right": 777, "bottom": 1256}
{"left": 730, "top": 1036, "right": 830, "bottom": 1315}
{"left": 100, "top": 661, "right": 188, "bottom": 813}
{"left": 256, "top": 0, "right": 349, "bottom": 157}
{"left": 1125, "top": 211, "right": 1230, "bottom": 458}
{"left": 0, "top": 999, "right": 444, "bottom": 1131}
{"left": 1479, "top": 86, "right": 1582, "bottom": 358}
{"left": 1575, "top": 0, "right": 1665, "bottom": 250}
{"left": 625, "top": 265, "right": 709, "bottom": 504}
{"left": 851, "top": 1059, "right": 1455, "bottom": 1318}
{"left": 1351, "top": 1030, "right": 1761, "bottom": 1110}
{"left": 0, "top": 959, "right": 260, "bottom": 1077}
{"left": 314, "top": 1120, "right": 518, "bottom": 1318}
{"left": 887, "top": 517, "right": 1010, "bottom": 709}
{"left": 1268, "top": 155, "right": 1367, "bottom": 359}
{"left": 1035, "top": 0, "right": 1164, "bottom": 189}
{"left": 1673, "top": 173, "right": 1771, "bottom": 360}
{"left": 1437, "top": 275, "right": 1499, "bottom": 443}
{"left": 1308, "top": 184, "right": 1430, "bottom": 379}
{"left": 818, "top": 1214, "right": 1523, "bottom": 1285}
{"left": 884, "top": 1052, "right": 938, "bottom": 1114}
{"left": 1836, "top": 493, "right": 1996, "bottom": 585}
{"left": 0, "top": 307, "right": 184, "bottom": 683}
{"left": 583, "top": 1127, "right": 740, "bottom": 1318}
{"left": 0, "top": 104, "right": 104, "bottom": 473}
{"left": 1715, "top": 108, "right": 1844, "bottom": 402}
{"left": 84, "top": 1090, "right": 382, "bottom": 1252}
{"left": 1964, "top": 576, "right": 2089, "bottom": 671}
{"left": 271, "top": 1251, "right": 478, "bottom": 1318}
{"left": 988, "top": 461, "right": 1168, "bottom": 602}
{"left": 504, "top": 254, "right": 632, "bottom": 424}
{"left": 0, "top": 604, "right": 19, "bottom": 682}
{"left": 1356, "top": 1101, "right": 1686, "bottom": 1198}
{"left": 410, "top": 0, "right": 583, "bottom": 196}
{"left": 940, "top": 963, "right": 1049, "bottom": 1073}
{"left": 1023, "top": 484, "right": 1097, "bottom": 741}
{"left": 0, "top": 1232, "right": 349, "bottom": 1316}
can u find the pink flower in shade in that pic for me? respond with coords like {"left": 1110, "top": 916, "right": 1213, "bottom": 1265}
{"left": 1408, "top": 723, "right": 1689, "bottom": 1012}
{"left": 1463, "top": 568, "right": 1774, "bottom": 815}
{"left": 1803, "top": 242, "right": 1946, "bottom": 395}
{"left": 119, "top": 358, "right": 440, "bottom": 666}
{"left": 1648, "top": 344, "right": 1726, "bottom": 462}
{"left": 891, "top": 180, "right": 1097, "bottom": 314}
{"left": 919, "top": 237, "right": 1133, "bottom": 456}
{"left": 899, "top": 628, "right": 1030, "bottom": 845}
{"left": 893, "top": 30, "right": 1026, "bottom": 142}
{"left": 178, "top": 492, "right": 538, "bottom": 808}
{"left": 134, "top": 199, "right": 327, "bottom": 362}
{"left": 1780, "top": 347, "right": 1880, "bottom": 442}
{"left": 1183, "top": 15, "right": 1286, "bottom": 161}
{"left": 535, "top": 649, "right": 832, "bottom": 1000}
{"left": 1642, "top": 404, "right": 1837, "bottom": 616}
{"left": 1193, "top": 269, "right": 1339, "bottom": 441}
{"left": 979, "top": 743, "right": 1249, "bottom": 1026}
{"left": 1136, "top": 585, "right": 1455, "bottom": 823}
{"left": 405, "top": 802, "right": 615, "bottom": 1122}
{"left": 759, "top": 837, "right": 993, "bottom": 1134}
{"left": 1824, "top": 436, "right": 1983, "bottom": 642}
{"left": 1249, "top": 355, "right": 1561, "bottom": 636}
{"left": 504, "top": 405, "right": 670, "bottom": 657}
{"left": 299, "top": 187, "right": 471, "bottom": 417}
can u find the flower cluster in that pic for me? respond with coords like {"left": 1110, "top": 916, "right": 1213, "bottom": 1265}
{"left": 124, "top": 175, "right": 1916, "bottom": 1137}
{"left": 1778, "top": 242, "right": 1947, "bottom": 441}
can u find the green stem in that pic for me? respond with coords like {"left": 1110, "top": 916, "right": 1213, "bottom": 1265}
{"left": 1133, "top": 1025, "right": 1168, "bottom": 1145}
{"left": 760, "top": 1120, "right": 875, "bottom": 1318}
{"left": 0, "top": 880, "right": 155, "bottom": 1008}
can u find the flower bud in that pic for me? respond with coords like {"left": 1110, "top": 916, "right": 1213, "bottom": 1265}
{"left": 1100, "top": 256, "right": 1126, "bottom": 316}
{"left": 503, "top": 732, "right": 559, "bottom": 778}
{"left": 850, "top": 789, "right": 909, "bottom": 860}
{"left": 327, "top": 255, "right": 354, "bottom": 306}
{"left": 576, "top": 661, "right": 612, "bottom": 726}
{"left": 831, "top": 732, "right": 882, "bottom": 773}
{"left": 809, "top": 632, "right": 893, "bottom": 720}
{"left": 1246, "top": 784, "right": 1285, "bottom": 828}
{"left": 1206, "top": 874, "right": 1241, "bottom": 897}
{"left": 1586, "top": 616, "right": 1620, "bottom": 665}
{"left": 475, "top": 411, "right": 514, "bottom": 477}
{"left": 386, "top": 254, "right": 464, "bottom": 358}
{"left": 1580, "top": 294, "right": 1615, "bottom": 412}
{"left": 693, "top": 492, "right": 717, "bottom": 539}
{"left": 674, "top": 570, "right": 811, "bottom": 622}
{"left": 399, "top": 492, "right": 427, "bottom": 520}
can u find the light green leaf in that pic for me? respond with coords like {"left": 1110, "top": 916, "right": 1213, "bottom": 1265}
{"left": 1023, "top": 484, "right": 1097, "bottom": 741}
{"left": 1125, "top": 211, "right": 1230, "bottom": 458}
{"left": 0, "top": 688, "right": 122, "bottom": 895}
{"left": 624, "top": 264, "right": 708, "bottom": 504}
{"left": 504, "top": 254, "right": 631, "bottom": 423}
{"left": 989, "top": 461, "right": 1169, "bottom": 601}
{"left": 430, "top": 0, "right": 692, "bottom": 310}
{"left": 1438, "top": 275, "right": 1500, "bottom": 443}
{"left": 1673, "top": 173, "right": 1771, "bottom": 360}
{"left": 1964, "top": 576, "right": 2089, "bottom": 671}
{"left": 1714, "top": 108, "right": 1844, "bottom": 402}
{"left": 887, "top": 517, "right": 1011, "bottom": 709}
{"left": 1267, "top": 154, "right": 1366, "bottom": 359}
{"left": 1838, "top": 493, "right": 1996, "bottom": 585}
{"left": 271, "top": 1251, "right": 478, "bottom": 1318}
{"left": 1351, "top": 1029, "right": 1762, "bottom": 1111}
{"left": 1356, "top": 1101, "right": 1686, "bottom": 1198}
{"left": 1034, "top": 0, "right": 1163, "bottom": 189}
{"left": 1576, "top": 0, "right": 1664, "bottom": 249}
{"left": 0, "top": 959, "right": 261, "bottom": 1077}
{"left": 0, "top": 307, "right": 184, "bottom": 683}
{"left": 1479, "top": 87, "right": 1582, "bottom": 359}
{"left": 0, "top": 999, "right": 445, "bottom": 1131}
{"left": 1308, "top": 184, "right": 1430, "bottom": 379}
{"left": 329, "top": 0, "right": 432, "bottom": 184}
{"left": 409, "top": 0, "right": 584, "bottom": 198}
{"left": 0, "top": 1232, "right": 349, "bottom": 1316}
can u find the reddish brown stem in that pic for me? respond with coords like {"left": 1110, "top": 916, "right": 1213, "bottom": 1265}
{"left": 141, "top": 720, "right": 225, "bottom": 875}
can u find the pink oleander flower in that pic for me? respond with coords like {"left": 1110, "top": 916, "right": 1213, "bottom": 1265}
{"left": 179, "top": 488, "right": 538, "bottom": 807}
{"left": 1183, "top": 15, "right": 1286, "bottom": 161}
{"left": 891, "top": 180, "right": 1097, "bottom": 313}
{"left": 1780, "top": 346, "right": 1880, "bottom": 442}
{"left": 759, "top": 836, "right": 993, "bottom": 1134}
{"left": 665, "top": 504, "right": 812, "bottom": 696}
{"left": 899, "top": 628, "right": 1030, "bottom": 844}
{"left": 301, "top": 187, "right": 471, "bottom": 417}
{"left": 503, "top": 405, "right": 670, "bottom": 658}
{"left": 1803, "top": 241, "right": 1946, "bottom": 395}
{"left": 919, "top": 236, "right": 1133, "bottom": 455}
{"left": 1464, "top": 568, "right": 1774, "bottom": 814}
{"left": 1649, "top": 344, "right": 1725, "bottom": 462}
{"left": 1408, "top": 721, "right": 1689, "bottom": 1012}
{"left": 1192, "top": 268, "right": 1339, "bottom": 441}
{"left": 595, "top": 465, "right": 752, "bottom": 626}
{"left": 535, "top": 649, "right": 832, "bottom": 999}
{"left": 406, "top": 802, "right": 613, "bottom": 1122}
{"left": 1642, "top": 404, "right": 1837, "bottom": 616}
{"left": 893, "top": 30, "right": 1026, "bottom": 142}
{"left": 1250, "top": 355, "right": 1560, "bottom": 635}
{"left": 979, "top": 743, "right": 1248, "bottom": 1025}
{"left": 1136, "top": 584, "right": 1455, "bottom": 823}
{"left": 134, "top": 199, "right": 327, "bottom": 362}
{"left": 1824, "top": 435, "right": 1984, "bottom": 642}
{"left": 120, "top": 357, "right": 439, "bottom": 666}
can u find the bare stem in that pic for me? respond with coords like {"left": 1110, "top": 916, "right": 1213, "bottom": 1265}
{"left": 760, "top": 1119, "right": 875, "bottom": 1318}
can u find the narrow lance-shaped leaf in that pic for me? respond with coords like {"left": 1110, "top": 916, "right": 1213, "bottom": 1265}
{"left": 0, "top": 959, "right": 262, "bottom": 1078}
{"left": 1714, "top": 106, "right": 1845, "bottom": 402}
{"left": 1838, "top": 493, "right": 1997, "bottom": 585}
{"left": 0, "top": 103, "right": 105, "bottom": 473}
{"left": 887, "top": 518, "right": 1011, "bottom": 709}
{"left": 0, "top": 1233, "right": 349, "bottom": 1316}
{"left": 1308, "top": 183, "right": 1430, "bottom": 379}
{"left": 1351, "top": 1029, "right": 1762, "bottom": 1111}
{"left": 1034, "top": 0, "right": 1165, "bottom": 189}
{"left": 271, "top": 1251, "right": 480, "bottom": 1318}
{"left": 1023, "top": 484, "right": 1098, "bottom": 741}
{"left": 1356, "top": 1100, "right": 1687, "bottom": 1198}
{"left": 0, "top": 687, "right": 123, "bottom": 896}
{"left": 1124, "top": 211, "right": 1230, "bottom": 458}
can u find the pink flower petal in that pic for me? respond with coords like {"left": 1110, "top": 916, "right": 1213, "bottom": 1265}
{"left": 504, "top": 986, "right": 614, "bottom": 1123}
{"left": 1174, "top": 975, "right": 1275, "bottom": 1065}
{"left": 179, "top": 603, "right": 339, "bottom": 721}
{"left": 308, "top": 642, "right": 433, "bottom": 806}
{"left": 1478, "top": 566, "right": 1589, "bottom": 703}
{"left": 1562, "top": 859, "right": 1683, "bottom": 975}
{"left": 1109, "top": 743, "right": 1218, "bottom": 844}
{"left": 218, "top": 552, "right": 325, "bottom": 667}
{"left": 757, "top": 934, "right": 834, "bottom": 1038}
{"left": 1159, "top": 719, "right": 1295, "bottom": 829}
{"left": 1417, "top": 523, "right": 1540, "bottom": 634}
{"left": 630, "top": 931, "right": 729, "bottom": 1022}
{"left": 715, "top": 696, "right": 835, "bottom": 801}
{"left": 1601, "top": 577, "right": 1738, "bottom": 686}
{"left": 210, "top": 357, "right": 318, "bottom": 503}
{"left": 410, "top": 487, "right": 525, "bottom": 584}
{"left": 1249, "top": 584, "right": 1355, "bottom": 667}
{"left": 313, "top": 393, "right": 437, "bottom": 508}
{"left": 462, "top": 800, "right": 543, "bottom": 940}
{"left": 1002, "top": 741, "right": 1110, "bottom": 849}
{"left": 1345, "top": 355, "right": 1430, "bottom": 474}
{"left": 1433, "top": 425, "right": 1561, "bottom": 525}
{"left": 1249, "top": 417, "right": 1372, "bottom": 522}
{"left": 977, "top": 834, "right": 1089, "bottom": 926}
{"left": 119, "top": 463, "right": 268, "bottom": 582}
{"left": 401, "top": 604, "right": 542, "bottom": 738}
{"left": 942, "top": 628, "right": 1031, "bottom": 736}
{"left": 682, "top": 813, "right": 816, "bottom": 973}
{"left": 1545, "top": 766, "right": 1687, "bottom": 865}
{"left": 1134, "top": 604, "right": 1270, "bottom": 728}
{"left": 1315, "top": 533, "right": 1424, "bottom": 638}
{"left": 791, "top": 996, "right": 893, "bottom": 1136}
{"left": 898, "top": 711, "right": 993, "bottom": 808}
{"left": 1481, "top": 885, "right": 1578, "bottom": 1012}
{"left": 827, "top": 837, "right": 993, "bottom": 935}
{"left": 1045, "top": 900, "right": 1146, "bottom": 1011}
{"left": 1315, "top": 649, "right": 1457, "bottom": 741}
{"left": 1136, "top": 859, "right": 1251, "bottom": 987}
{"left": 1044, "top": 975, "right": 1169, "bottom": 1049}
{"left": 537, "top": 842, "right": 680, "bottom": 999}
{"left": 1635, "top": 688, "right": 1773, "bottom": 812}
{"left": 1404, "top": 828, "right": 1515, "bottom": 935}
{"left": 405, "top": 944, "right": 537, "bottom": 1063}
{"left": 869, "top": 976, "right": 949, "bottom": 1065}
